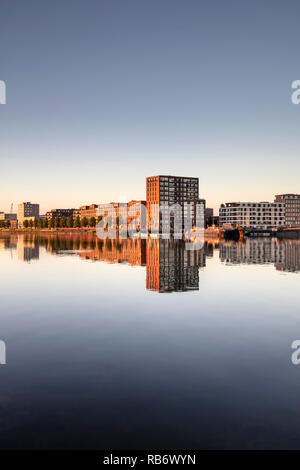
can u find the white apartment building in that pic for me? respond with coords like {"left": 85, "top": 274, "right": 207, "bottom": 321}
{"left": 219, "top": 202, "right": 285, "bottom": 229}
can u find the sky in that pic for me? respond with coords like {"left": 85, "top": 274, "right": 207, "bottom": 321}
{"left": 0, "top": 0, "right": 300, "bottom": 214}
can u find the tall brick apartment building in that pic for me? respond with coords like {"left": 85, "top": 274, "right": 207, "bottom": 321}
{"left": 146, "top": 175, "right": 203, "bottom": 233}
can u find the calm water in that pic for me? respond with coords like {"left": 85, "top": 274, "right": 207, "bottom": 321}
{"left": 0, "top": 233, "right": 300, "bottom": 449}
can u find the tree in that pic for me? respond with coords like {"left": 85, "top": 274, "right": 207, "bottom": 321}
{"left": 89, "top": 217, "right": 96, "bottom": 227}
{"left": 61, "top": 216, "right": 67, "bottom": 228}
{"left": 29, "top": 219, "right": 34, "bottom": 229}
{"left": 106, "top": 239, "right": 112, "bottom": 251}
{"left": 23, "top": 220, "right": 29, "bottom": 229}
{"left": 54, "top": 217, "right": 60, "bottom": 229}
{"left": 37, "top": 218, "right": 43, "bottom": 229}
{"left": 34, "top": 218, "right": 38, "bottom": 229}
{"left": 44, "top": 218, "right": 49, "bottom": 228}
{"left": 74, "top": 216, "right": 81, "bottom": 228}
{"left": 67, "top": 216, "right": 73, "bottom": 228}
{"left": 81, "top": 217, "right": 88, "bottom": 228}
{"left": 48, "top": 218, "right": 53, "bottom": 229}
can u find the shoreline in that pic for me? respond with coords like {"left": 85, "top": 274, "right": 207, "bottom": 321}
{"left": 0, "top": 228, "right": 97, "bottom": 233}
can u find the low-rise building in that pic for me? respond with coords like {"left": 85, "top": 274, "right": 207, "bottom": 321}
{"left": 127, "top": 200, "right": 147, "bottom": 232}
{"left": 46, "top": 208, "right": 76, "bottom": 221}
{"left": 79, "top": 204, "right": 99, "bottom": 221}
{"left": 96, "top": 201, "right": 147, "bottom": 234}
{"left": 73, "top": 209, "right": 81, "bottom": 221}
{"left": 219, "top": 201, "right": 285, "bottom": 229}
{"left": 0, "top": 212, "right": 17, "bottom": 221}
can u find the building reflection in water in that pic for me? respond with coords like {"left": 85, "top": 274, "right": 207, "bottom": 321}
{"left": 219, "top": 238, "right": 300, "bottom": 273}
{"left": 1, "top": 234, "right": 300, "bottom": 289}
{"left": 17, "top": 235, "right": 40, "bottom": 262}
{"left": 146, "top": 239, "right": 205, "bottom": 292}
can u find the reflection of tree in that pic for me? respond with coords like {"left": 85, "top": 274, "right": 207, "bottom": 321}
{"left": 106, "top": 239, "right": 112, "bottom": 251}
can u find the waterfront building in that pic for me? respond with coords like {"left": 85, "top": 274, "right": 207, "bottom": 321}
{"left": 73, "top": 209, "right": 81, "bottom": 221}
{"left": 0, "top": 212, "right": 17, "bottom": 221}
{"left": 127, "top": 200, "right": 147, "bottom": 233}
{"left": 46, "top": 208, "right": 76, "bottom": 221}
{"left": 146, "top": 175, "right": 202, "bottom": 234}
{"left": 274, "top": 194, "right": 300, "bottom": 227}
{"left": 97, "top": 202, "right": 120, "bottom": 223}
{"left": 17, "top": 202, "right": 39, "bottom": 228}
{"left": 219, "top": 201, "right": 285, "bottom": 229}
{"left": 204, "top": 207, "right": 213, "bottom": 227}
{"left": 79, "top": 204, "right": 99, "bottom": 221}
{"left": 96, "top": 201, "right": 147, "bottom": 233}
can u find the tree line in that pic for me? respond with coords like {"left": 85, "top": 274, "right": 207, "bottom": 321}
{"left": 0, "top": 216, "right": 103, "bottom": 229}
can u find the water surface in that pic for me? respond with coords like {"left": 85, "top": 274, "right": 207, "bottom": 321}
{"left": 0, "top": 233, "right": 300, "bottom": 449}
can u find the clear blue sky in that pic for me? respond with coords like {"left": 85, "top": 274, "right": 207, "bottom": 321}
{"left": 0, "top": 0, "right": 299, "bottom": 213}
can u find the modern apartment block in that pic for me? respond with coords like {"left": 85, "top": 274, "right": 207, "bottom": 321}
{"left": 73, "top": 209, "right": 81, "bottom": 221}
{"left": 97, "top": 202, "right": 120, "bottom": 224}
{"left": 17, "top": 202, "right": 39, "bottom": 228}
{"left": 96, "top": 201, "right": 147, "bottom": 233}
{"left": 274, "top": 194, "right": 300, "bottom": 227}
{"left": 45, "top": 208, "right": 76, "bottom": 221}
{"left": 127, "top": 200, "right": 147, "bottom": 232}
{"left": 146, "top": 175, "right": 202, "bottom": 233}
{"left": 219, "top": 202, "right": 285, "bottom": 229}
{"left": 78, "top": 204, "right": 99, "bottom": 221}
{"left": 0, "top": 212, "right": 17, "bottom": 220}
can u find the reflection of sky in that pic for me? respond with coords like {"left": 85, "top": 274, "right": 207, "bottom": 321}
{"left": 0, "top": 236, "right": 300, "bottom": 448}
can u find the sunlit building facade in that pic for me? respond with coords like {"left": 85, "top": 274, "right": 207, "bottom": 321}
{"left": 17, "top": 202, "right": 39, "bottom": 228}
{"left": 274, "top": 194, "right": 300, "bottom": 227}
{"left": 146, "top": 175, "right": 202, "bottom": 234}
{"left": 219, "top": 202, "right": 285, "bottom": 229}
